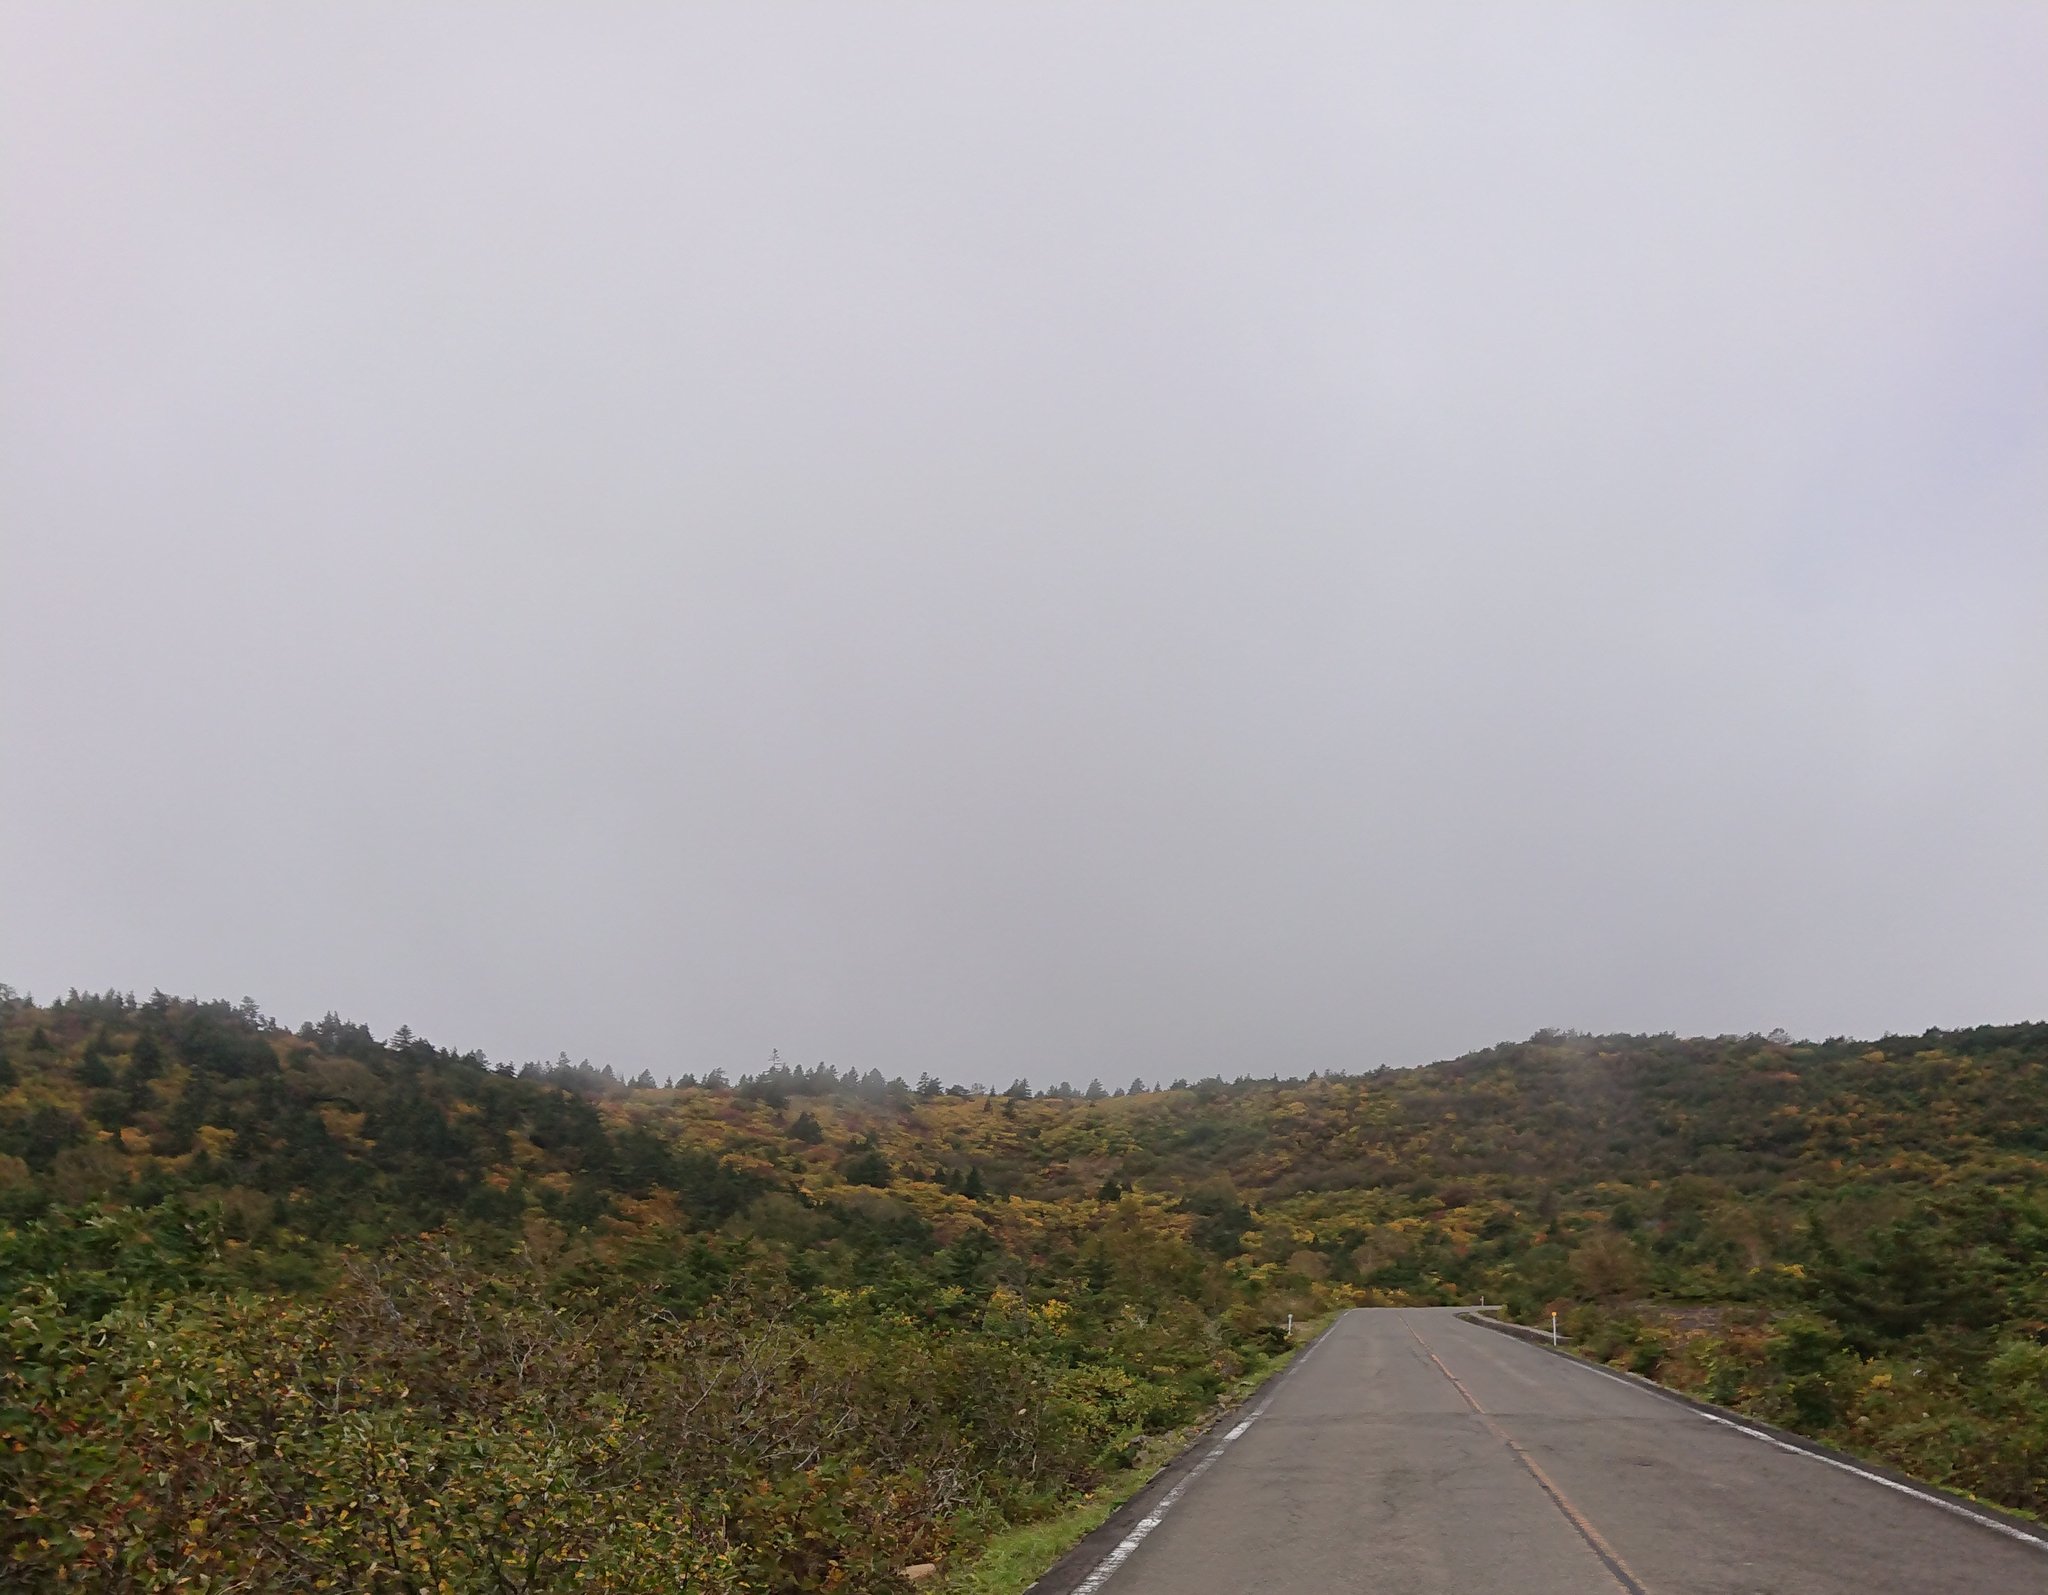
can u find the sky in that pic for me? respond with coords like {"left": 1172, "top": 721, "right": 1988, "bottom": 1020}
{"left": 4, "top": 5, "right": 2045, "bottom": 1087}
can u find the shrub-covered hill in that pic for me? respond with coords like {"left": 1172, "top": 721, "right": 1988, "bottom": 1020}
{"left": 4, "top": 987, "right": 2046, "bottom": 1589}
{"left": 0, "top": 991, "right": 780, "bottom": 1246}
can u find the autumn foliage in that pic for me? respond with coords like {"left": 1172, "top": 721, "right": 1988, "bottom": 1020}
{"left": 3, "top": 989, "right": 2045, "bottom": 1587}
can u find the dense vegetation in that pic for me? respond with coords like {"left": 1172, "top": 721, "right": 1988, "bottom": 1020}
{"left": 3, "top": 985, "right": 2044, "bottom": 1589}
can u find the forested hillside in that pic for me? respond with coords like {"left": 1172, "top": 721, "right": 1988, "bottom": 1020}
{"left": 4, "top": 986, "right": 2045, "bottom": 1589}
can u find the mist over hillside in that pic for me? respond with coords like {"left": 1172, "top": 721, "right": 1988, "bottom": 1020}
{"left": 5, "top": 984, "right": 2044, "bottom": 1587}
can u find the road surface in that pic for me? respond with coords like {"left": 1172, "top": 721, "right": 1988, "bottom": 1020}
{"left": 1046, "top": 1307, "right": 2042, "bottom": 1595}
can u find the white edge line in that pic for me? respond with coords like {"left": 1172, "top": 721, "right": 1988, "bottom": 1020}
{"left": 1066, "top": 1323, "right": 1336, "bottom": 1595}
{"left": 1693, "top": 1412, "right": 2048, "bottom": 1551}
{"left": 1553, "top": 1346, "right": 2048, "bottom": 1552}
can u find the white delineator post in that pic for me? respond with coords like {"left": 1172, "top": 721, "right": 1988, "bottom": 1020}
{"left": 1551, "top": 1311, "right": 1559, "bottom": 1346}
{"left": 1285, "top": 1313, "right": 1294, "bottom": 1339}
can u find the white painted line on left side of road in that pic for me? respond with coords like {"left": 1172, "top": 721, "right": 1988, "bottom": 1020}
{"left": 1066, "top": 1321, "right": 1338, "bottom": 1595}
{"left": 1066, "top": 1434, "right": 1234, "bottom": 1595}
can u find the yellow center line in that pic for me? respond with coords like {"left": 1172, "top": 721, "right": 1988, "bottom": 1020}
{"left": 1405, "top": 1317, "right": 1652, "bottom": 1595}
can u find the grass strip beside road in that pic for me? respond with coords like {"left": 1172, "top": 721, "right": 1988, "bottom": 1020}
{"left": 938, "top": 1316, "right": 1336, "bottom": 1595}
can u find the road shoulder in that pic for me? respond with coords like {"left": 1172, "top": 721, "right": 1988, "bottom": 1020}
{"left": 1452, "top": 1309, "right": 2047, "bottom": 1549}
{"left": 1012, "top": 1315, "right": 1345, "bottom": 1595}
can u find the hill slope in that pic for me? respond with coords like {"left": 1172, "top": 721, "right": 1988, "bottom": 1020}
{"left": 4, "top": 988, "right": 2044, "bottom": 1588}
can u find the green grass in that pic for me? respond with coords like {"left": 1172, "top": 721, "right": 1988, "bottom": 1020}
{"left": 936, "top": 1317, "right": 1336, "bottom": 1595}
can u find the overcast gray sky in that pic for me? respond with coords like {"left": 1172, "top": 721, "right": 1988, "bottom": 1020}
{"left": 4, "top": 5, "right": 2044, "bottom": 1085}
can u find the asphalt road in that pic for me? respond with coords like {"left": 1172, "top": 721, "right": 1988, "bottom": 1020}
{"left": 1050, "top": 1307, "right": 2043, "bottom": 1595}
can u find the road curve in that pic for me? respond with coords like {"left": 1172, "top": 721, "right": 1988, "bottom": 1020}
{"left": 1042, "top": 1307, "right": 2043, "bottom": 1595}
